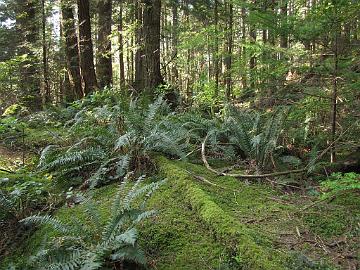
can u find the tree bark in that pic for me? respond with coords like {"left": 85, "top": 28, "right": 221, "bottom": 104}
{"left": 250, "top": 1, "right": 257, "bottom": 92}
{"left": 330, "top": 31, "right": 339, "bottom": 163}
{"left": 224, "top": 1, "right": 233, "bottom": 101}
{"left": 97, "top": 0, "right": 113, "bottom": 89}
{"left": 61, "top": 0, "right": 83, "bottom": 101}
{"left": 118, "top": 2, "right": 125, "bottom": 89}
{"left": 171, "top": 1, "right": 179, "bottom": 86}
{"left": 41, "top": 0, "right": 50, "bottom": 104}
{"left": 134, "top": 0, "right": 163, "bottom": 93}
{"left": 241, "top": 7, "right": 247, "bottom": 90}
{"left": 77, "top": 0, "right": 98, "bottom": 94}
{"left": 280, "top": 0, "right": 288, "bottom": 59}
{"left": 214, "top": 0, "right": 219, "bottom": 97}
{"left": 16, "top": 0, "right": 41, "bottom": 110}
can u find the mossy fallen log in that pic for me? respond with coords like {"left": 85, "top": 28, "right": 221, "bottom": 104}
{"left": 156, "top": 156, "right": 287, "bottom": 270}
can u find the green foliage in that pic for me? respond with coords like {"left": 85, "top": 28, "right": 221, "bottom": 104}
{"left": 320, "top": 172, "right": 360, "bottom": 199}
{"left": 221, "top": 106, "right": 288, "bottom": 171}
{"left": 19, "top": 176, "right": 165, "bottom": 270}
{"left": 2, "top": 104, "right": 28, "bottom": 117}
{"left": 0, "top": 172, "right": 50, "bottom": 220}
{"left": 37, "top": 93, "right": 188, "bottom": 188}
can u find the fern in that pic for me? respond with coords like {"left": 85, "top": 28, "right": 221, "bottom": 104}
{"left": 21, "top": 215, "right": 71, "bottom": 234}
{"left": 38, "top": 96, "right": 187, "bottom": 188}
{"left": 20, "top": 176, "right": 165, "bottom": 269}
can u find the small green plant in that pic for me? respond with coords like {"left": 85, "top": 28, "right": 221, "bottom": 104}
{"left": 320, "top": 172, "right": 360, "bottom": 199}
{"left": 0, "top": 175, "right": 50, "bottom": 220}
{"left": 20, "top": 176, "right": 166, "bottom": 270}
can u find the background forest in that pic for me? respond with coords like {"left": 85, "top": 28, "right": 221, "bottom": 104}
{"left": 0, "top": 0, "right": 359, "bottom": 269}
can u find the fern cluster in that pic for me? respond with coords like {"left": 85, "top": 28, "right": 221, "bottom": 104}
{"left": 223, "top": 106, "right": 288, "bottom": 171}
{"left": 20, "top": 176, "right": 165, "bottom": 270}
{"left": 38, "top": 95, "right": 188, "bottom": 188}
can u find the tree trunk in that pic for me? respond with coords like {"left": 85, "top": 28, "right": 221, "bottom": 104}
{"left": 224, "top": 1, "right": 233, "bottom": 101}
{"left": 134, "top": 0, "right": 163, "bottom": 93}
{"left": 41, "top": 0, "right": 50, "bottom": 104}
{"left": 280, "top": 0, "right": 288, "bottom": 52}
{"left": 241, "top": 7, "right": 247, "bottom": 90}
{"left": 214, "top": 0, "right": 219, "bottom": 97}
{"left": 118, "top": 2, "right": 125, "bottom": 89}
{"left": 171, "top": 1, "right": 179, "bottom": 86}
{"left": 134, "top": 1, "right": 144, "bottom": 91}
{"left": 97, "top": 0, "right": 113, "bottom": 89}
{"left": 61, "top": 0, "right": 83, "bottom": 101}
{"left": 16, "top": 0, "right": 41, "bottom": 110}
{"left": 250, "top": 1, "right": 257, "bottom": 92}
{"left": 77, "top": 0, "right": 98, "bottom": 94}
{"left": 330, "top": 31, "right": 339, "bottom": 163}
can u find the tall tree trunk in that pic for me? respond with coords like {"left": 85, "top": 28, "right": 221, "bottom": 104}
{"left": 61, "top": 0, "right": 83, "bottom": 100}
{"left": 249, "top": 1, "right": 257, "bottom": 92}
{"left": 330, "top": 29, "right": 340, "bottom": 163}
{"left": 142, "top": 0, "right": 163, "bottom": 92}
{"left": 16, "top": 0, "right": 41, "bottom": 110}
{"left": 118, "top": 2, "right": 125, "bottom": 89}
{"left": 214, "top": 0, "right": 219, "bottom": 97}
{"left": 134, "top": 1, "right": 144, "bottom": 91}
{"left": 77, "top": 0, "right": 98, "bottom": 94}
{"left": 280, "top": 0, "right": 288, "bottom": 52}
{"left": 134, "top": 0, "right": 163, "bottom": 93}
{"left": 97, "top": 0, "right": 113, "bottom": 88}
{"left": 41, "top": 0, "right": 50, "bottom": 104}
{"left": 224, "top": 1, "right": 233, "bottom": 101}
{"left": 241, "top": 7, "right": 247, "bottom": 90}
{"left": 171, "top": 1, "right": 179, "bottom": 86}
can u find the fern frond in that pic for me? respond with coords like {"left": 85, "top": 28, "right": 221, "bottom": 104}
{"left": 110, "top": 245, "right": 147, "bottom": 265}
{"left": 38, "top": 145, "right": 59, "bottom": 168}
{"left": 21, "top": 215, "right": 71, "bottom": 234}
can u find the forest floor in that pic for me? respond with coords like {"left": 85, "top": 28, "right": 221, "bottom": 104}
{"left": 1, "top": 144, "right": 359, "bottom": 269}
{"left": 0, "top": 118, "right": 360, "bottom": 270}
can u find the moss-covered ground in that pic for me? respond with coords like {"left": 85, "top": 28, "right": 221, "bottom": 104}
{"left": 0, "top": 154, "right": 359, "bottom": 269}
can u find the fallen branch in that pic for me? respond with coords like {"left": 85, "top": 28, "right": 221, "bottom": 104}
{"left": 184, "top": 169, "right": 240, "bottom": 193}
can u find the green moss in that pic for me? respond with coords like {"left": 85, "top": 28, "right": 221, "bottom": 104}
{"left": 156, "top": 157, "right": 287, "bottom": 270}
{"left": 24, "top": 127, "right": 66, "bottom": 148}
{"left": 140, "top": 180, "right": 227, "bottom": 269}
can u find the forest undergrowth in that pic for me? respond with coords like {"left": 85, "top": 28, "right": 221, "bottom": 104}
{"left": 0, "top": 90, "right": 359, "bottom": 270}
